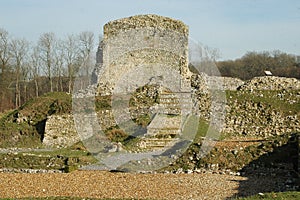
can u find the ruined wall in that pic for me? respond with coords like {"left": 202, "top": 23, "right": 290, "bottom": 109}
{"left": 44, "top": 75, "right": 300, "bottom": 147}
{"left": 43, "top": 14, "right": 300, "bottom": 148}
{"left": 97, "top": 14, "right": 190, "bottom": 95}
{"left": 191, "top": 73, "right": 244, "bottom": 92}
{"left": 43, "top": 114, "right": 79, "bottom": 148}
{"left": 43, "top": 111, "right": 117, "bottom": 148}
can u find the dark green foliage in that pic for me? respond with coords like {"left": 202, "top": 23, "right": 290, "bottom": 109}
{"left": 217, "top": 51, "right": 300, "bottom": 80}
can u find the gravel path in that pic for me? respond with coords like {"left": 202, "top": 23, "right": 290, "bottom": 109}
{"left": 0, "top": 170, "right": 246, "bottom": 199}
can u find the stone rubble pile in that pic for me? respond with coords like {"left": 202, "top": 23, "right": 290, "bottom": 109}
{"left": 238, "top": 76, "right": 300, "bottom": 90}
{"left": 104, "top": 14, "right": 188, "bottom": 39}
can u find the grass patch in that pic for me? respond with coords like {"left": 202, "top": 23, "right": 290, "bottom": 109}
{"left": 227, "top": 90, "right": 300, "bottom": 116}
{"left": 95, "top": 95, "right": 112, "bottom": 111}
{"left": 0, "top": 147, "right": 97, "bottom": 172}
{"left": 236, "top": 191, "right": 300, "bottom": 199}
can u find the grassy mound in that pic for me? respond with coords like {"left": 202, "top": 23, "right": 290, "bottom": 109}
{"left": 0, "top": 92, "right": 72, "bottom": 148}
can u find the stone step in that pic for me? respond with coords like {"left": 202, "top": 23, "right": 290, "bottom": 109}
{"left": 147, "top": 114, "right": 181, "bottom": 130}
{"left": 144, "top": 138, "right": 179, "bottom": 149}
{"left": 159, "top": 92, "right": 191, "bottom": 98}
{"left": 158, "top": 92, "right": 192, "bottom": 115}
{"left": 146, "top": 114, "right": 182, "bottom": 149}
{"left": 147, "top": 129, "right": 180, "bottom": 136}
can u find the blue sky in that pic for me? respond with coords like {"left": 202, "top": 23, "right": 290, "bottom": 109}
{"left": 1, "top": 0, "right": 300, "bottom": 60}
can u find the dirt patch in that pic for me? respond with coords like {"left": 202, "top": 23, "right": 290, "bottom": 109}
{"left": 0, "top": 170, "right": 245, "bottom": 199}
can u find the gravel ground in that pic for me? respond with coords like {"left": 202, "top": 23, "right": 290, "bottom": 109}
{"left": 0, "top": 170, "right": 246, "bottom": 199}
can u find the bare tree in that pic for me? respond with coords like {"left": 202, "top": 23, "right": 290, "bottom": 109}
{"left": 29, "top": 46, "right": 41, "bottom": 97}
{"left": 53, "top": 40, "right": 65, "bottom": 92}
{"left": 0, "top": 28, "right": 11, "bottom": 73}
{"left": 0, "top": 28, "right": 12, "bottom": 111}
{"left": 204, "top": 45, "right": 221, "bottom": 61}
{"left": 63, "top": 34, "right": 81, "bottom": 93}
{"left": 38, "top": 32, "right": 56, "bottom": 92}
{"left": 78, "top": 31, "right": 95, "bottom": 88}
{"left": 10, "top": 38, "right": 29, "bottom": 108}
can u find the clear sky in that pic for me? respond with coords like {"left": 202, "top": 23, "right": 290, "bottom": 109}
{"left": 1, "top": 0, "right": 300, "bottom": 60}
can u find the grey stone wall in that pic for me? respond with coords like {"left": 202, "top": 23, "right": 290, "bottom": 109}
{"left": 43, "top": 114, "right": 79, "bottom": 148}
{"left": 97, "top": 14, "right": 190, "bottom": 95}
{"left": 43, "top": 111, "right": 117, "bottom": 148}
{"left": 223, "top": 99, "right": 300, "bottom": 137}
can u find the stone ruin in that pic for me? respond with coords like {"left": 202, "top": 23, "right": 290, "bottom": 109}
{"left": 43, "top": 14, "right": 300, "bottom": 149}
{"left": 95, "top": 14, "right": 190, "bottom": 95}
{"left": 95, "top": 14, "right": 193, "bottom": 149}
{"left": 45, "top": 14, "right": 193, "bottom": 148}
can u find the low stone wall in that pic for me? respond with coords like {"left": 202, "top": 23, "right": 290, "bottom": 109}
{"left": 191, "top": 73, "right": 244, "bottom": 92}
{"left": 43, "top": 114, "right": 79, "bottom": 148}
{"left": 223, "top": 99, "right": 300, "bottom": 137}
{"left": 43, "top": 111, "right": 117, "bottom": 148}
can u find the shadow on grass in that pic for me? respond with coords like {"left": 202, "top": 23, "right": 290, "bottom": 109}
{"left": 230, "top": 133, "right": 299, "bottom": 199}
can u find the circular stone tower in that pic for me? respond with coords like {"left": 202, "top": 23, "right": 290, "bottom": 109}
{"left": 96, "top": 14, "right": 190, "bottom": 95}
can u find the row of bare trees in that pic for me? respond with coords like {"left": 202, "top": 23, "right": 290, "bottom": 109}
{"left": 0, "top": 28, "right": 96, "bottom": 111}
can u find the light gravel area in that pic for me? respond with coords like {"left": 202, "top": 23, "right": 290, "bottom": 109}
{"left": 0, "top": 170, "right": 246, "bottom": 199}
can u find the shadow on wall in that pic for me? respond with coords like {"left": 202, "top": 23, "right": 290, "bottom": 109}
{"left": 34, "top": 119, "right": 47, "bottom": 142}
{"left": 230, "top": 133, "right": 299, "bottom": 199}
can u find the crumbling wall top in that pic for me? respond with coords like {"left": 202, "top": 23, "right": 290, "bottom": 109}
{"left": 103, "top": 14, "right": 189, "bottom": 39}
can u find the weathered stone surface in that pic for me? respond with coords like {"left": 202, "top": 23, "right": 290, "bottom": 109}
{"left": 103, "top": 14, "right": 188, "bottom": 39}
{"left": 43, "top": 114, "right": 79, "bottom": 148}
{"left": 223, "top": 99, "right": 299, "bottom": 137}
{"left": 97, "top": 14, "right": 190, "bottom": 95}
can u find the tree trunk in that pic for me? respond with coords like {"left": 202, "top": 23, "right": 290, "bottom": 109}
{"left": 34, "top": 79, "right": 39, "bottom": 97}
{"left": 23, "top": 83, "right": 27, "bottom": 104}
{"left": 68, "top": 76, "right": 72, "bottom": 94}
{"left": 50, "top": 77, "right": 53, "bottom": 92}
{"left": 15, "top": 80, "right": 19, "bottom": 108}
{"left": 60, "top": 77, "right": 63, "bottom": 92}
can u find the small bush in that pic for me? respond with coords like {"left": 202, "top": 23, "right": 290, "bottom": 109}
{"left": 106, "top": 128, "right": 128, "bottom": 142}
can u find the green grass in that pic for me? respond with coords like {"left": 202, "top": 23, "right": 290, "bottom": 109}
{"left": 95, "top": 95, "right": 112, "bottom": 111}
{"left": 0, "top": 146, "right": 97, "bottom": 172}
{"left": 19, "top": 92, "right": 72, "bottom": 121}
{"left": 226, "top": 90, "right": 300, "bottom": 116}
{"left": 236, "top": 191, "right": 300, "bottom": 199}
{"left": 189, "top": 117, "right": 209, "bottom": 143}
